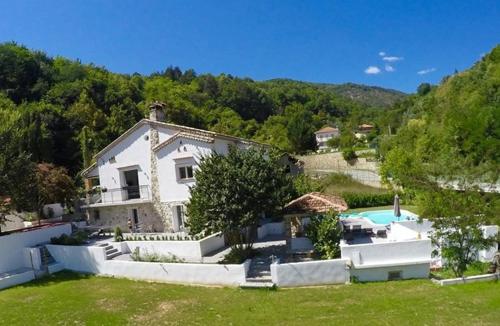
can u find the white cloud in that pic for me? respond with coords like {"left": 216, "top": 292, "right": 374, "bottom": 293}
{"left": 364, "top": 66, "right": 381, "bottom": 74}
{"left": 378, "top": 51, "right": 386, "bottom": 56}
{"left": 382, "top": 56, "right": 404, "bottom": 62}
{"left": 417, "top": 67, "right": 436, "bottom": 75}
{"left": 385, "top": 64, "right": 395, "bottom": 72}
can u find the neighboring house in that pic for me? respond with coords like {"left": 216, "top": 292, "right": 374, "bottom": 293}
{"left": 314, "top": 126, "right": 340, "bottom": 150}
{"left": 355, "top": 123, "right": 374, "bottom": 139}
{"left": 81, "top": 102, "right": 294, "bottom": 233}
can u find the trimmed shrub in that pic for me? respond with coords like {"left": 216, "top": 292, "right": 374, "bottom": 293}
{"left": 114, "top": 227, "right": 123, "bottom": 242}
{"left": 342, "top": 147, "right": 358, "bottom": 162}
{"left": 342, "top": 192, "right": 394, "bottom": 208}
{"left": 51, "top": 231, "right": 88, "bottom": 246}
{"left": 305, "top": 210, "right": 342, "bottom": 259}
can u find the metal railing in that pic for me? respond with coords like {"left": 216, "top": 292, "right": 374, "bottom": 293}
{"left": 88, "top": 185, "right": 151, "bottom": 204}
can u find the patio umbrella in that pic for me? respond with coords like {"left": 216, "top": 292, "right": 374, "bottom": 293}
{"left": 394, "top": 194, "right": 401, "bottom": 219}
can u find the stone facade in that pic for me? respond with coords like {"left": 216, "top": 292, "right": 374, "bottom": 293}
{"left": 88, "top": 203, "right": 165, "bottom": 232}
{"left": 149, "top": 123, "right": 174, "bottom": 231}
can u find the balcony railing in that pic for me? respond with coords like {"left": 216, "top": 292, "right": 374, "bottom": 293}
{"left": 88, "top": 185, "right": 151, "bottom": 205}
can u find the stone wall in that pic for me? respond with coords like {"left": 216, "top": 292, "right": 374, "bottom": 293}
{"left": 88, "top": 203, "right": 165, "bottom": 232}
{"left": 149, "top": 124, "right": 174, "bottom": 231}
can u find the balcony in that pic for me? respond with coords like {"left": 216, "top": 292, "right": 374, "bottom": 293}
{"left": 84, "top": 185, "right": 151, "bottom": 207}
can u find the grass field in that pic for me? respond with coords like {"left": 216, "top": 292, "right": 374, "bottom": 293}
{"left": 1, "top": 271, "right": 499, "bottom": 325}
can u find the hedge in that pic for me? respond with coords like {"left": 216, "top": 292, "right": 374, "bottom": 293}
{"left": 342, "top": 192, "right": 395, "bottom": 209}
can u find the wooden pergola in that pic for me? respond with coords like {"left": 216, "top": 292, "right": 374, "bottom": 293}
{"left": 283, "top": 192, "right": 348, "bottom": 246}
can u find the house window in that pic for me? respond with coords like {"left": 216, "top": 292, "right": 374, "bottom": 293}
{"left": 178, "top": 166, "right": 194, "bottom": 180}
{"left": 388, "top": 271, "right": 402, "bottom": 281}
{"left": 93, "top": 210, "right": 100, "bottom": 220}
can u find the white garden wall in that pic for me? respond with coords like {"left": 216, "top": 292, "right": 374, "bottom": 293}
{"left": 46, "top": 243, "right": 248, "bottom": 286}
{"left": 351, "top": 263, "right": 430, "bottom": 282}
{"left": 101, "top": 260, "right": 247, "bottom": 286}
{"left": 271, "top": 259, "right": 349, "bottom": 287}
{"left": 46, "top": 244, "right": 107, "bottom": 274}
{"left": 0, "top": 269, "right": 35, "bottom": 290}
{"left": 341, "top": 239, "right": 432, "bottom": 267}
{"left": 257, "top": 222, "right": 284, "bottom": 239}
{"left": 120, "top": 233, "right": 225, "bottom": 261}
{"left": 478, "top": 225, "right": 498, "bottom": 262}
{"left": 0, "top": 224, "right": 71, "bottom": 274}
{"left": 290, "top": 237, "right": 313, "bottom": 251}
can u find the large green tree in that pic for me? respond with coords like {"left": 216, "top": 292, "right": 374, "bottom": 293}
{"left": 186, "top": 146, "right": 294, "bottom": 253}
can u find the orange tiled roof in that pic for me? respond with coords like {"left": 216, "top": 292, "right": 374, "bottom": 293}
{"left": 315, "top": 126, "right": 339, "bottom": 134}
{"left": 284, "top": 192, "right": 348, "bottom": 214}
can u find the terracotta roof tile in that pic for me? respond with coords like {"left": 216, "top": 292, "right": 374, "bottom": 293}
{"left": 284, "top": 192, "right": 348, "bottom": 214}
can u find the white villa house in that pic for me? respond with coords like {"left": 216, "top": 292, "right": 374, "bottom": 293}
{"left": 81, "top": 102, "right": 291, "bottom": 233}
{"left": 314, "top": 126, "right": 340, "bottom": 150}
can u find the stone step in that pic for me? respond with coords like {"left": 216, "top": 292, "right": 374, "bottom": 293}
{"left": 240, "top": 281, "right": 275, "bottom": 289}
{"left": 106, "top": 251, "right": 121, "bottom": 260}
{"left": 106, "top": 248, "right": 119, "bottom": 255}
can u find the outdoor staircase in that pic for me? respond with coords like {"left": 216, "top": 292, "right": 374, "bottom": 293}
{"left": 98, "top": 243, "right": 122, "bottom": 260}
{"left": 35, "top": 246, "right": 58, "bottom": 277}
{"left": 240, "top": 256, "right": 275, "bottom": 289}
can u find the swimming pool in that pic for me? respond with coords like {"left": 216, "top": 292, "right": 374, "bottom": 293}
{"left": 341, "top": 209, "right": 417, "bottom": 225}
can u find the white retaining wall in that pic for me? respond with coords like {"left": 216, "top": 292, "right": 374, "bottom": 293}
{"left": 290, "top": 237, "right": 314, "bottom": 251}
{"left": 433, "top": 273, "right": 499, "bottom": 286}
{"left": 257, "top": 222, "right": 285, "bottom": 239}
{"left": 351, "top": 263, "right": 430, "bottom": 282}
{"left": 341, "top": 239, "right": 432, "bottom": 282}
{"left": 341, "top": 239, "right": 431, "bottom": 267}
{"left": 46, "top": 244, "right": 249, "bottom": 286}
{"left": 0, "top": 224, "right": 72, "bottom": 274}
{"left": 479, "top": 225, "right": 498, "bottom": 262}
{"left": 271, "top": 259, "right": 349, "bottom": 287}
{"left": 0, "top": 269, "right": 35, "bottom": 290}
{"left": 120, "top": 233, "right": 225, "bottom": 261}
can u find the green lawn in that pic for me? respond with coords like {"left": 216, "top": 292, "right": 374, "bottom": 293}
{"left": 1, "top": 271, "right": 499, "bottom": 325}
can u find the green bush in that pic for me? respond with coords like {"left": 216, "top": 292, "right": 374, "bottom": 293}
{"left": 50, "top": 231, "right": 88, "bottom": 246}
{"left": 130, "top": 248, "right": 185, "bottom": 263}
{"left": 342, "top": 192, "right": 394, "bottom": 208}
{"left": 293, "top": 174, "right": 322, "bottom": 196}
{"left": 305, "top": 211, "right": 342, "bottom": 259}
{"left": 342, "top": 147, "right": 358, "bottom": 161}
{"left": 114, "top": 227, "right": 123, "bottom": 242}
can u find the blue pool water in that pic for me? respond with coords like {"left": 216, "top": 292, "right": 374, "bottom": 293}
{"left": 341, "top": 209, "right": 417, "bottom": 225}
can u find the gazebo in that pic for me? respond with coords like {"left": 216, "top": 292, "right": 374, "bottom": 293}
{"left": 283, "top": 192, "right": 348, "bottom": 248}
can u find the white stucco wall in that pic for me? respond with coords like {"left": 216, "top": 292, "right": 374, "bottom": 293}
{"left": 479, "top": 225, "right": 498, "bottom": 262}
{"left": 97, "top": 124, "right": 152, "bottom": 198}
{"left": 0, "top": 224, "right": 72, "bottom": 274}
{"left": 257, "top": 222, "right": 285, "bottom": 239}
{"left": 389, "top": 220, "right": 434, "bottom": 241}
{"left": 0, "top": 269, "right": 35, "bottom": 290}
{"left": 101, "top": 260, "right": 247, "bottom": 286}
{"left": 271, "top": 259, "right": 349, "bottom": 287}
{"left": 121, "top": 233, "right": 225, "bottom": 262}
{"left": 341, "top": 239, "right": 432, "bottom": 267}
{"left": 46, "top": 244, "right": 107, "bottom": 274}
{"left": 290, "top": 237, "right": 314, "bottom": 251}
{"left": 351, "top": 263, "right": 430, "bottom": 282}
{"left": 46, "top": 243, "right": 247, "bottom": 286}
{"left": 156, "top": 138, "right": 233, "bottom": 202}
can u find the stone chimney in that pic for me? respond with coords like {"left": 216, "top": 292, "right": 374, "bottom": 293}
{"left": 149, "top": 101, "right": 166, "bottom": 122}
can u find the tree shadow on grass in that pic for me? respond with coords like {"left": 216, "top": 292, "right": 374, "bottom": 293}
{"left": 18, "top": 270, "right": 93, "bottom": 289}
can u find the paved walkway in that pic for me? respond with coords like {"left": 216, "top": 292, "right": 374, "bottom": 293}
{"left": 246, "top": 235, "right": 287, "bottom": 282}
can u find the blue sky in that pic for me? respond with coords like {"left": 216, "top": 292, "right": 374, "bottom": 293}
{"left": 0, "top": 1, "right": 498, "bottom": 93}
